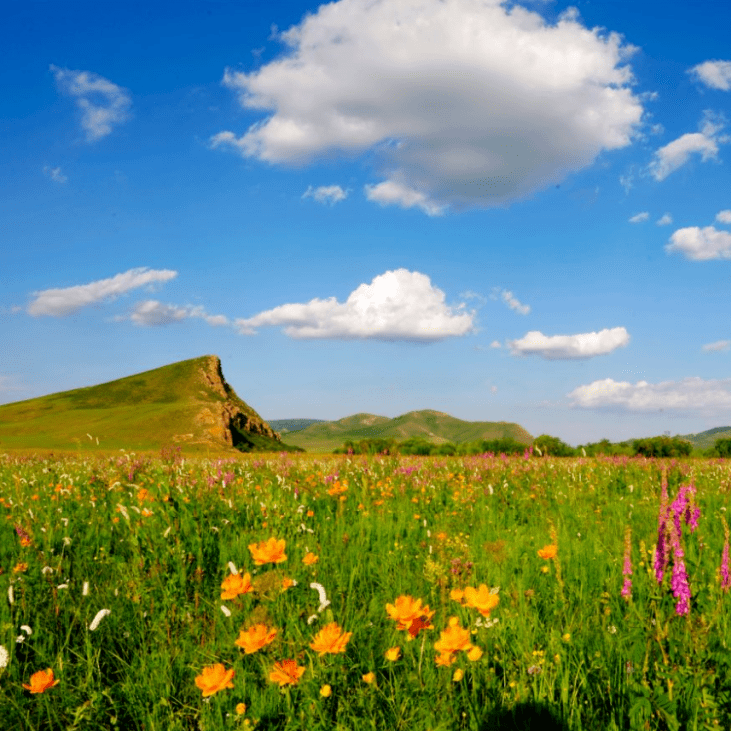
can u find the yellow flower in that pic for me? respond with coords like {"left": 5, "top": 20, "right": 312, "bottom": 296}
{"left": 463, "top": 585, "right": 499, "bottom": 617}
{"left": 195, "top": 664, "right": 235, "bottom": 697}
{"left": 467, "top": 646, "right": 484, "bottom": 662}
{"left": 434, "top": 617, "right": 473, "bottom": 656}
{"left": 450, "top": 588, "right": 465, "bottom": 604}
{"left": 385, "top": 646, "right": 401, "bottom": 662}
{"left": 248, "top": 537, "right": 287, "bottom": 565}
{"left": 306, "top": 510, "right": 314, "bottom": 517}
{"left": 541, "top": 566, "right": 550, "bottom": 574}
{"left": 320, "top": 684, "right": 332, "bottom": 698}
{"left": 537, "top": 544, "right": 558, "bottom": 560}
{"left": 302, "top": 552, "right": 319, "bottom": 566}
{"left": 235, "top": 624, "right": 278, "bottom": 654}
{"left": 281, "top": 577, "right": 295, "bottom": 590}
{"left": 386, "top": 595, "right": 435, "bottom": 637}
{"left": 12, "top": 562, "right": 28, "bottom": 574}
{"left": 235, "top": 703, "right": 247, "bottom": 715}
{"left": 562, "top": 633, "right": 571, "bottom": 643}
{"left": 221, "top": 572, "right": 253, "bottom": 600}
{"left": 453, "top": 668, "right": 464, "bottom": 682}
{"left": 23, "top": 668, "right": 59, "bottom": 694}
{"left": 435, "top": 651, "right": 456, "bottom": 667}
{"left": 362, "top": 672, "right": 376, "bottom": 684}
{"left": 269, "top": 659, "right": 305, "bottom": 686}
{"left": 309, "top": 622, "right": 352, "bottom": 655}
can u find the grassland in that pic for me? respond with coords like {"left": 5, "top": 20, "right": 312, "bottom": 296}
{"left": 280, "top": 410, "right": 532, "bottom": 452}
{"left": 1, "top": 450, "right": 730, "bottom": 730}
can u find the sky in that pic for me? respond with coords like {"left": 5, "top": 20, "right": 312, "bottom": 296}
{"left": 2, "top": 0, "right": 731, "bottom": 446}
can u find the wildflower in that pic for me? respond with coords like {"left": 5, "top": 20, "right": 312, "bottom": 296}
{"left": 434, "top": 617, "right": 473, "bottom": 659}
{"left": 385, "top": 647, "right": 401, "bottom": 662}
{"left": 12, "top": 562, "right": 28, "bottom": 574}
{"left": 235, "top": 703, "right": 247, "bottom": 715}
{"left": 195, "top": 664, "right": 235, "bottom": 697}
{"left": 362, "top": 672, "right": 376, "bottom": 684}
{"left": 281, "top": 577, "right": 296, "bottom": 590}
{"left": 0, "top": 645, "right": 9, "bottom": 669}
{"left": 453, "top": 668, "right": 464, "bottom": 682}
{"left": 720, "top": 517, "right": 731, "bottom": 592}
{"left": 562, "top": 633, "right": 571, "bottom": 643}
{"left": 248, "top": 537, "right": 287, "bottom": 565}
{"left": 88, "top": 609, "right": 111, "bottom": 631}
{"left": 310, "top": 582, "right": 331, "bottom": 612}
{"left": 463, "top": 584, "right": 500, "bottom": 617}
{"left": 309, "top": 622, "right": 352, "bottom": 655}
{"left": 467, "top": 646, "right": 483, "bottom": 662}
{"left": 302, "top": 552, "right": 319, "bottom": 566}
{"left": 320, "top": 684, "right": 332, "bottom": 698}
{"left": 386, "top": 595, "right": 435, "bottom": 637}
{"left": 621, "top": 527, "right": 633, "bottom": 602}
{"left": 269, "top": 659, "right": 305, "bottom": 686}
{"left": 450, "top": 588, "right": 465, "bottom": 603}
{"left": 220, "top": 605, "right": 232, "bottom": 618}
{"left": 537, "top": 544, "right": 557, "bottom": 560}
{"left": 23, "top": 668, "right": 59, "bottom": 694}
{"left": 235, "top": 624, "right": 277, "bottom": 654}
{"left": 435, "top": 652, "right": 456, "bottom": 666}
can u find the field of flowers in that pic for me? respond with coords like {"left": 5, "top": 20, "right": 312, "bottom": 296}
{"left": 1, "top": 449, "right": 730, "bottom": 730}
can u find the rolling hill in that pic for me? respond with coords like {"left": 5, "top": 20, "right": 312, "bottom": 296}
{"left": 280, "top": 409, "right": 533, "bottom": 452}
{"left": 0, "top": 355, "right": 293, "bottom": 453}
{"left": 678, "top": 426, "right": 731, "bottom": 451}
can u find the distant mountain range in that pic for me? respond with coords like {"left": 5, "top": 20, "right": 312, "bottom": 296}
{"left": 678, "top": 427, "right": 731, "bottom": 451}
{"left": 272, "top": 410, "right": 533, "bottom": 453}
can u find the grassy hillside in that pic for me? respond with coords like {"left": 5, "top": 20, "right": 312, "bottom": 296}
{"left": 282, "top": 409, "right": 532, "bottom": 452}
{"left": 678, "top": 426, "right": 731, "bottom": 451}
{"left": 0, "top": 355, "right": 289, "bottom": 453}
{"left": 268, "top": 419, "right": 328, "bottom": 433}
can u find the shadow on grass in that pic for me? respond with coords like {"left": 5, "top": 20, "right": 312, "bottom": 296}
{"left": 480, "top": 701, "right": 569, "bottom": 731}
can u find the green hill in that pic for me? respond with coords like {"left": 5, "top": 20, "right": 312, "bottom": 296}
{"left": 677, "top": 426, "right": 731, "bottom": 451}
{"left": 268, "top": 419, "right": 328, "bottom": 433}
{"left": 281, "top": 409, "right": 533, "bottom": 452}
{"left": 0, "top": 355, "right": 293, "bottom": 453}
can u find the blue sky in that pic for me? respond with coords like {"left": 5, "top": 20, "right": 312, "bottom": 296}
{"left": 2, "top": 0, "right": 731, "bottom": 445}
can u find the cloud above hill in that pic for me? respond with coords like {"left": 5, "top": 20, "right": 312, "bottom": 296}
{"left": 27, "top": 268, "right": 177, "bottom": 316}
{"left": 212, "top": 0, "right": 643, "bottom": 212}
{"left": 508, "top": 327, "right": 629, "bottom": 359}
{"left": 568, "top": 376, "right": 731, "bottom": 412}
{"left": 128, "top": 300, "right": 229, "bottom": 327}
{"left": 235, "top": 268, "right": 474, "bottom": 341}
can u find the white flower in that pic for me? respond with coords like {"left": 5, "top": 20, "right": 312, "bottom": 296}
{"left": 15, "top": 636, "right": 24, "bottom": 644}
{"left": 41, "top": 566, "right": 54, "bottom": 575}
{"left": 7, "top": 585, "right": 14, "bottom": 605}
{"left": 63, "top": 536, "right": 72, "bottom": 546}
{"left": 307, "top": 614, "right": 319, "bottom": 625}
{"left": 310, "top": 582, "right": 330, "bottom": 612}
{"left": 82, "top": 581, "right": 89, "bottom": 596}
{"left": 0, "top": 645, "right": 8, "bottom": 669}
{"left": 89, "top": 608, "right": 111, "bottom": 631}
{"left": 227, "top": 561, "right": 238, "bottom": 575}
{"left": 57, "top": 583, "right": 69, "bottom": 590}
{"left": 220, "top": 605, "right": 232, "bottom": 618}
{"left": 20, "top": 625, "right": 32, "bottom": 636}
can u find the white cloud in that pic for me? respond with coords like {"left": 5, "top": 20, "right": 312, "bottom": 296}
{"left": 702, "top": 340, "right": 731, "bottom": 353}
{"left": 235, "top": 268, "right": 474, "bottom": 341}
{"left": 629, "top": 211, "right": 649, "bottom": 223}
{"left": 213, "top": 0, "right": 643, "bottom": 212}
{"left": 28, "top": 268, "right": 177, "bottom": 316}
{"left": 302, "top": 184, "right": 349, "bottom": 205}
{"left": 508, "top": 326, "right": 629, "bottom": 359}
{"left": 490, "top": 340, "right": 502, "bottom": 349}
{"left": 129, "top": 300, "right": 229, "bottom": 327}
{"left": 665, "top": 226, "right": 731, "bottom": 260}
{"left": 43, "top": 166, "right": 68, "bottom": 183}
{"left": 689, "top": 60, "right": 731, "bottom": 91}
{"left": 648, "top": 112, "right": 726, "bottom": 181}
{"left": 568, "top": 376, "right": 731, "bottom": 412}
{"left": 497, "top": 289, "right": 530, "bottom": 315}
{"left": 656, "top": 213, "right": 673, "bottom": 226}
{"left": 716, "top": 209, "right": 731, "bottom": 224}
{"left": 51, "top": 65, "right": 131, "bottom": 141}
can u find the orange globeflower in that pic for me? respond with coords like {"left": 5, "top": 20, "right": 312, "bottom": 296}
{"left": 385, "top": 646, "right": 401, "bottom": 662}
{"left": 450, "top": 588, "right": 465, "bottom": 604}
{"left": 434, "top": 617, "right": 473, "bottom": 656}
{"left": 463, "top": 585, "right": 500, "bottom": 617}
{"left": 23, "top": 668, "right": 59, "bottom": 694}
{"left": 386, "top": 595, "right": 435, "bottom": 637}
{"left": 221, "top": 572, "right": 253, "bottom": 600}
{"left": 248, "top": 537, "right": 287, "bottom": 565}
{"left": 194, "top": 664, "right": 234, "bottom": 697}
{"left": 310, "top": 622, "right": 352, "bottom": 655}
{"left": 235, "top": 624, "right": 277, "bottom": 654}
{"left": 269, "top": 659, "right": 305, "bottom": 686}
{"left": 302, "top": 552, "right": 319, "bottom": 566}
{"left": 538, "top": 544, "right": 558, "bottom": 560}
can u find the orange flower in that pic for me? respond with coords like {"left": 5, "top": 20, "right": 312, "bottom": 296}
{"left": 435, "top": 651, "right": 456, "bottom": 667}
{"left": 248, "top": 537, "right": 287, "bottom": 565}
{"left": 13, "top": 562, "right": 28, "bottom": 574}
{"left": 538, "top": 544, "right": 558, "bottom": 560}
{"left": 302, "top": 552, "right": 319, "bottom": 566}
{"left": 23, "top": 668, "right": 59, "bottom": 694}
{"left": 281, "top": 577, "right": 295, "bottom": 590}
{"left": 195, "top": 663, "right": 234, "bottom": 697}
{"left": 362, "top": 672, "right": 376, "bottom": 684}
{"left": 463, "top": 585, "right": 500, "bottom": 617}
{"left": 385, "top": 646, "right": 401, "bottom": 661}
{"left": 309, "top": 622, "right": 352, "bottom": 655}
{"left": 386, "top": 595, "right": 435, "bottom": 637}
{"left": 269, "top": 659, "right": 305, "bottom": 686}
{"left": 327, "top": 481, "right": 347, "bottom": 496}
{"left": 221, "top": 572, "right": 253, "bottom": 600}
{"left": 306, "top": 510, "right": 314, "bottom": 517}
{"left": 467, "top": 646, "right": 484, "bottom": 662}
{"left": 434, "top": 617, "right": 473, "bottom": 656}
{"left": 450, "top": 588, "right": 465, "bottom": 604}
{"left": 235, "top": 624, "right": 277, "bottom": 654}
{"left": 320, "top": 684, "right": 332, "bottom": 697}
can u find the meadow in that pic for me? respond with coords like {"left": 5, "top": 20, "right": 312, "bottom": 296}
{"left": 1, "top": 449, "right": 730, "bottom": 730}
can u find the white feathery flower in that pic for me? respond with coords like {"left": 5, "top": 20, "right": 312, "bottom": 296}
{"left": 220, "top": 605, "right": 232, "bottom": 618}
{"left": 163, "top": 526, "right": 171, "bottom": 538}
{"left": 15, "top": 636, "right": 24, "bottom": 644}
{"left": 57, "top": 583, "right": 69, "bottom": 590}
{"left": 0, "top": 645, "right": 8, "bottom": 669}
{"left": 8, "top": 585, "right": 14, "bottom": 605}
{"left": 41, "top": 566, "right": 54, "bottom": 575}
{"left": 227, "top": 561, "right": 238, "bottom": 575}
{"left": 20, "top": 625, "right": 32, "bottom": 636}
{"left": 63, "top": 537, "right": 72, "bottom": 546}
{"left": 89, "top": 608, "right": 111, "bottom": 631}
{"left": 82, "top": 581, "right": 89, "bottom": 596}
{"left": 307, "top": 614, "right": 319, "bottom": 625}
{"left": 310, "top": 582, "right": 331, "bottom": 612}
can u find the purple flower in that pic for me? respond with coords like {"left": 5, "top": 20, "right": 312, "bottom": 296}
{"left": 720, "top": 541, "right": 730, "bottom": 592}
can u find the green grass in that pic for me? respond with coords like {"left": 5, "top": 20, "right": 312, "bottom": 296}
{"left": 1, "top": 452, "right": 730, "bottom": 729}
{"left": 282, "top": 410, "right": 533, "bottom": 452}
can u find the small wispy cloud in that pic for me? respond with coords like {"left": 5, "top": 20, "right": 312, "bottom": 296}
{"left": 43, "top": 166, "right": 68, "bottom": 183}
{"left": 302, "top": 185, "right": 348, "bottom": 206}
{"left": 716, "top": 209, "right": 731, "bottom": 224}
{"left": 702, "top": 339, "right": 731, "bottom": 352}
{"left": 51, "top": 65, "right": 132, "bottom": 141}
{"left": 629, "top": 211, "right": 649, "bottom": 223}
{"left": 364, "top": 179, "right": 446, "bottom": 217}
{"left": 509, "top": 327, "right": 630, "bottom": 360}
{"left": 492, "top": 288, "right": 530, "bottom": 315}
{"left": 656, "top": 213, "right": 673, "bottom": 226}
{"left": 28, "top": 268, "right": 177, "bottom": 316}
{"left": 490, "top": 341, "right": 502, "bottom": 349}
{"left": 128, "top": 300, "right": 228, "bottom": 327}
{"left": 688, "top": 60, "right": 731, "bottom": 91}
